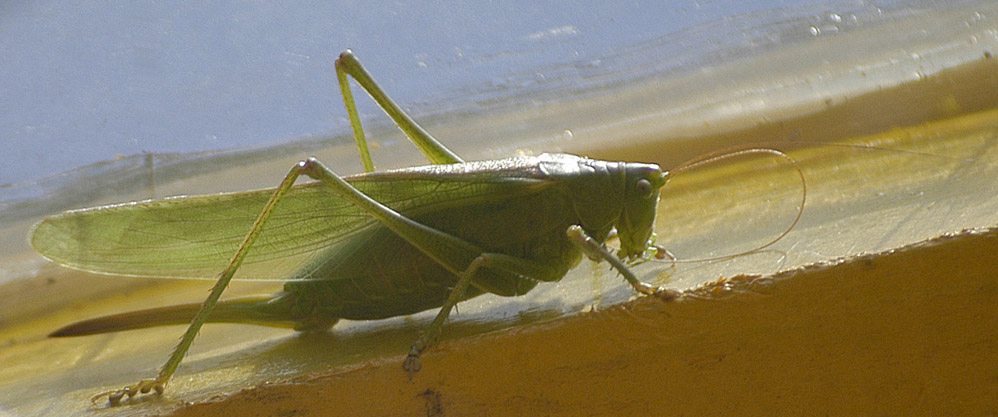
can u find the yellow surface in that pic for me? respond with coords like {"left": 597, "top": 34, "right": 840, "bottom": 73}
{"left": 168, "top": 227, "right": 998, "bottom": 417}
{"left": 0, "top": 43, "right": 996, "bottom": 417}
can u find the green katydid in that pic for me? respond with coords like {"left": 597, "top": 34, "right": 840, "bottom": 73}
{"left": 31, "top": 50, "right": 804, "bottom": 406}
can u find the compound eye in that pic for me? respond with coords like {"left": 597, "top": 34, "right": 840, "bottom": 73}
{"left": 634, "top": 179, "right": 653, "bottom": 198}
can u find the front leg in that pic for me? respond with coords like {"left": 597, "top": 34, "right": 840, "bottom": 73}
{"left": 566, "top": 225, "right": 680, "bottom": 300}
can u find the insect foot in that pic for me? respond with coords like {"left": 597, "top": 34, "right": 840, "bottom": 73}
{"left": 652, "top": 287, "right": 683, "bottom": 302}
{"left": 403, "top": 341, "right": 426, "bottom": 380}
{"left": 632, "top": 280, "right": 682, "bottom": 301}
{"left": 93, "top": 379, "right": 163, "bottom": 407}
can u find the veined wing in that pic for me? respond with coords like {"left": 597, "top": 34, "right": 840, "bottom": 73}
{"left": 30, "top": 157, "right": 554, "bottom": 280}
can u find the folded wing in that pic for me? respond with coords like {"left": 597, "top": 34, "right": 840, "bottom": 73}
{"left": 31, "top": 159, "right": 551, "bottom": 280}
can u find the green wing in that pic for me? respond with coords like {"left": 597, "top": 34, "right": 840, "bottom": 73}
{"left": 30, "top": 159, "right": 552, "bottom": 280}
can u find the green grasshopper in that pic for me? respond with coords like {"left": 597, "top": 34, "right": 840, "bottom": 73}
{"left": 32, "top": 50, "right": 801, "bottom": 406}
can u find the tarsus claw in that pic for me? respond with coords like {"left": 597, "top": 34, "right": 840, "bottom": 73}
{"left": 403, "top": 340, "right": 425, "bottom": 381}
{"left": 403, "top": 353, "right": 422, "bottom": 380}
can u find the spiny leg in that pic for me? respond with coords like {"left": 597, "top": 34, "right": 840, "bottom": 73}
{"left": 335, "top": 50, "right": 463, "bottom": 171}
{"left": 401, "top": 252, "right": 566, "bottom": 378}
{"left": 96, "top": 153, "right": 447, "bottom": 405}
{"left": 566, "top": 225, "right": 680, "bottom": 301}
{"left": 403, "top": 255, "right": 488, "bottom": 378}
{"left": 94, "top": 161, "right": 316, "bottom": 406}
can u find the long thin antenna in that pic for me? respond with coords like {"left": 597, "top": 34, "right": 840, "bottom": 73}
{"left": 668, "top": 147, "right": 806, "bottom": 263}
